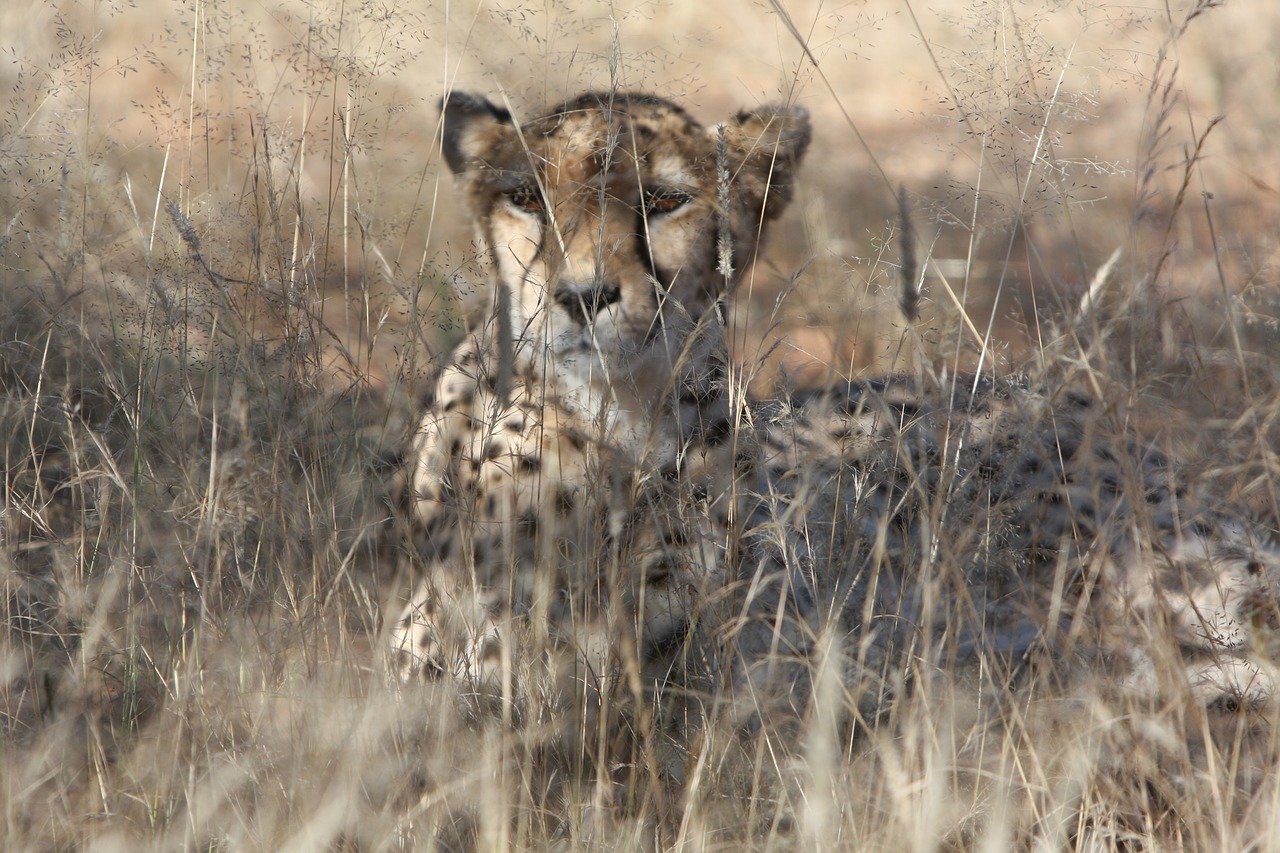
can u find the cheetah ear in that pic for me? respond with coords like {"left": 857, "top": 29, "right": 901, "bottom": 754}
{"left": 438, "top": 91, "right": 515, "bottom": 175}
{"left": 719, "top": 104, "right": 811, "bottom": 220}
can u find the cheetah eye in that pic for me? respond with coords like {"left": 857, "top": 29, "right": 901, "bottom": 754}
{"left": 643, "top": 189, "right": 693, "bottom": 216}
{"left": 506, "top": 186, "right": 546, "bottom": 214}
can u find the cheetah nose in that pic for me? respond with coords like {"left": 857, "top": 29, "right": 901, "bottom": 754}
{"left": 554, "top": 281, "right": 622, "bottom": 327}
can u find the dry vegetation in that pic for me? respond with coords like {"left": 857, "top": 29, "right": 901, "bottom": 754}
{"left": 3, "top": 0, "right": 1280, "bottom": 849}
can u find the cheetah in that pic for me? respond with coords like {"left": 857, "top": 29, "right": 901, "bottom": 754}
{"left": 391, "top": 89, "right": 1280, "bottom": 741}
{"left": 390, "top": 91, "right": 809, "bottom": 711}
{"left": 729, "top": 374, "right": 1280, "bottom": 732}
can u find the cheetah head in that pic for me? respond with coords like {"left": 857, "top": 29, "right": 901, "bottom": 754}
{"left": 439, "top": 90, "right": 810, "bottom": 401}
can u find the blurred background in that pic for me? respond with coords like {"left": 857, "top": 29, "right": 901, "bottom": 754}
{"left": 3, "top": 0, "right": 1277, "bottom": 389}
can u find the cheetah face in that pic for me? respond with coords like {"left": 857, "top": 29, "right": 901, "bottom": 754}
{"left": 439, "top": 91, "right": 809, "bottom": 396}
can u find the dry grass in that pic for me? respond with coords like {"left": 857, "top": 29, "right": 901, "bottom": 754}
{"left": 3, "top": 0, "right": 1280, "bottom": 849}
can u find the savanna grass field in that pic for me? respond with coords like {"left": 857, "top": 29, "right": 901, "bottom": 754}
{"left": 4, "top": 0, "right": 1280, "bottom": 849}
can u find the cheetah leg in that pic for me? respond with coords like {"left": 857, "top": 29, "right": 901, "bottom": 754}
{"left": 391, "top": 577, "right": 511, "bottom": 691}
